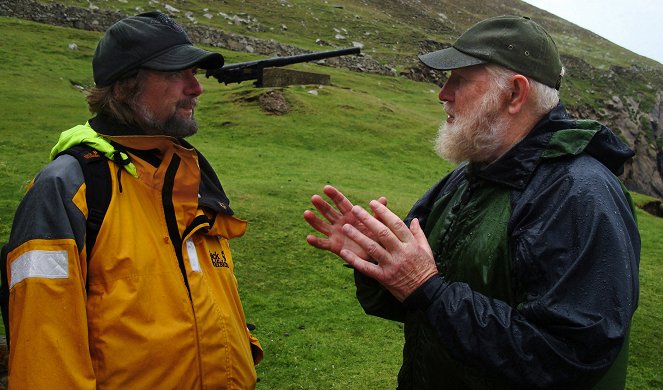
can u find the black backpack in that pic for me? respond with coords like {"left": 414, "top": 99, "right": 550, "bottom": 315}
{"left": 0, "top": 144, "right": 112, "bottom": 350}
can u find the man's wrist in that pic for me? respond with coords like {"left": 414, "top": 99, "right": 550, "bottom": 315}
{"left": 403, "top": 275, "right": 447, "bottom": 311}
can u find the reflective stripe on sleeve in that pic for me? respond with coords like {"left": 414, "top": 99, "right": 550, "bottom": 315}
{"left": 9, "top": 249, "right": 69, "bottom": 289}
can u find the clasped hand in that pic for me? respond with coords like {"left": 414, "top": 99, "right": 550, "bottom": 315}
{"left": 304, "top": 185, "right": 438, "bottom": 301}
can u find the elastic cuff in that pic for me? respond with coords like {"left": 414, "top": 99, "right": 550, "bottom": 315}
{"left": 403, "top": 275, "right": 447, "bottom": 311}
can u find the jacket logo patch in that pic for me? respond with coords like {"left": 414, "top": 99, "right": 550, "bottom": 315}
{"left": 83, "top": 150, "right": 101, "bottom": 159}
{"left": 210, "top": 250, "right": 229, "bottom": 268}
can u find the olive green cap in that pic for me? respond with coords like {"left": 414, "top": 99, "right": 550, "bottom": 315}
{"left": 419, "top": 15, "right": 563, "bottom": 89}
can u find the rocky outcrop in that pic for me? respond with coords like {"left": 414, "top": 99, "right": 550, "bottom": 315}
{"left": 0, "top": 0, "right": 121, "bottom": 31}
{"left": 596, "top": 92, "right": 663, "bottom": 199}
{"left": 563, "top": 89, "right": 663, "bottom": 199}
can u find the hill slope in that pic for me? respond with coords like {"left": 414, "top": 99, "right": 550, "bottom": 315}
{"left": 2, "top": 0, "right": 662, "bottom": 198}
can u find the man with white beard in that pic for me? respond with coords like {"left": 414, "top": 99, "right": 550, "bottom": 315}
{"left": 304, "top": 15, "right": 640, "bottom": 389}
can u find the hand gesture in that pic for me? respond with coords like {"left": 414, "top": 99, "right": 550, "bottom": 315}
{"left": 339, "top": 201, "right": 437, "bottom": 301}
{"left": 304, "top": 185, "right": 386, "bottom": 260}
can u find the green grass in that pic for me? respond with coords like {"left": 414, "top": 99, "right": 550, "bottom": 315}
{"left": 1, "top": 16, "right": 662, "bottom": 389}
{"left": 627, "top": 207, "right": 663, "bottom": 388}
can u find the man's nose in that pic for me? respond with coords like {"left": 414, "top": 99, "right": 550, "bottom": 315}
{"left": 438, "top": 82, "right": 453, "bottom": 103}
{"left": 185, "top": 74, "right": 203, "bottom": 96}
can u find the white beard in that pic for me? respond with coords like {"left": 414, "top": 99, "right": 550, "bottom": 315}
{"left": 435, "top": 91, "right": 510, "bottom": 164}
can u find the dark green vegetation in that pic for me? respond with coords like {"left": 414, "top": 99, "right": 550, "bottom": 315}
{"left": 1, "top": 6, "right": 661, "bottom": 390}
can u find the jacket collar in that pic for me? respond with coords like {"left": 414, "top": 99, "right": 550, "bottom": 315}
{"left": 89, "top": 114, "right": 147, "bottom": 137}
{"left": 88, "top": 114, "right": 235, "bottom": 216}
{"left": 472, "top": 102, "right": 632, "bottom": 190}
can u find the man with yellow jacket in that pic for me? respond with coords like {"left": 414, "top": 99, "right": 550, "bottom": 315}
{"left": 3, "top": 11, "right": 262, "bottom": 388}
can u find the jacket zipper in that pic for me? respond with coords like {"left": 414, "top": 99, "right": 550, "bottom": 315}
{"left": 162, "top": 154, "right": 210, "bottom": 387}
{"left": 162, "top": 154, "right": 192, "bottom": 298}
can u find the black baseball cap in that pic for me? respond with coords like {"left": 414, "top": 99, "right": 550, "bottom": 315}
{"left": 419, "top": 15, "right": 563, "bottom": 89}
{"left": 93, "top": 11, "right": 224, "bottom": 86}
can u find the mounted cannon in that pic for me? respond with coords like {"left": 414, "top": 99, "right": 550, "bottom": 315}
{"left": 206, "top": 47, "right": 361, "bottom": 87}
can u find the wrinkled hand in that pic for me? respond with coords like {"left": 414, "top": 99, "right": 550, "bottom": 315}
{"left": 340, "top": 200, "right": 437, "bottom": 302}
{"left": 304, "top": 185, "right": 386, "bottom": 260}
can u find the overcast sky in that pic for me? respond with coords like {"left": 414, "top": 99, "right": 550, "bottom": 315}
{"left": 522, "top": 0, "right": 663, "bottom": 65}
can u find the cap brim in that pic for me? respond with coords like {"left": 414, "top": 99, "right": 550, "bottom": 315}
{"left": 142, "top": 44, "right": 224, "bottom": 71}
{"left": 418, "top": 47, "right": 486, "bottom": 70}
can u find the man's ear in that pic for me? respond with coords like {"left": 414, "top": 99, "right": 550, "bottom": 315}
{"left": 507, "top": 75, "right": 530, "bottom": 114}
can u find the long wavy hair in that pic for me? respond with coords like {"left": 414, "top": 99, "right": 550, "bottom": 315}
{"left": 85, "top": 71, "right": 147, "bottom": 127}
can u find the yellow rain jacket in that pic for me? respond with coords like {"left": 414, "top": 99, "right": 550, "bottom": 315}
{"left": 5, "top": 120, "right": 262, "bottom": 389}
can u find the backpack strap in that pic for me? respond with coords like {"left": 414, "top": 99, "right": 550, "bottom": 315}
{"left": 0, "top": 145, "right": 112, "bottom": 352}
{"left": 56, "top": 145, "right": 113, "bottom": 261}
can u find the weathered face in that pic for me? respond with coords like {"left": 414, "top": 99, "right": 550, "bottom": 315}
{"left": 438, "top": 65, "right": 493, "bottom": 124}
{"left": 134, "top": 67, "right": 203, "bottom": 138}
{"left": 435, "top": 65, "right": 510, "bottom": 164}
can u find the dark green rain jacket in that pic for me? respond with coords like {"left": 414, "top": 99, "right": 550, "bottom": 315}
{"left": 355, "top": 103, "right": 640, "bottom": 389}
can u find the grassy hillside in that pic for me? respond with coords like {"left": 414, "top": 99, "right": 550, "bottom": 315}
{"left": 43, "top": 0, "right": 663, "bottom": 69}
{"left": 1, "top": 16, "right": 661, "bottom": 389}
{"left": 35, "top": 0, "right": 663, "bottom": 135}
